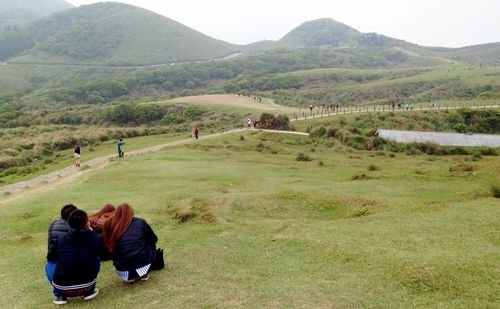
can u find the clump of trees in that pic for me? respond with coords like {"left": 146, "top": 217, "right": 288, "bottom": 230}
{"left": 258, "top": 113, "right": 291, "bottom": 130}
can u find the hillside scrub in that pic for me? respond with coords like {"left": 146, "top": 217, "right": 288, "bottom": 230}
{"left": 305, "top": 110, "right": 500, "bottom": 155}
{"left": 258, "top": 113, "right": 291, "bottom": 130}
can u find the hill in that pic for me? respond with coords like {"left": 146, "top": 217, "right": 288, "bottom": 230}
{"left": 278, "top": 18, "right": 499, "bottom": 65}
{"left": 430, "top": 42, "right": 500, "bottom": 66}
{"left": 0, "top": 0, "right": 72, "bottom": 25}
{"left": 279, "top": 18, "right": 408, "bottom": 49}
{"left": 1, "top": 2, "right": 240, "bottom": 65}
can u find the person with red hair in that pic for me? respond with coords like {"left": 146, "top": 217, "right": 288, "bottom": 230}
{"left": 102, "top": 204, "right": 158, "bottom": 282}
{"left": 89, "top": 204, "right": 116, "bottom": 233}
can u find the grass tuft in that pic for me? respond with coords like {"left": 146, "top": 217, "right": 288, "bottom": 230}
{"left": 490, "top": 184, "right": 500, "bottom": 198}
{"left": 296, "top": 153, "right": 312, "bottom": 162}
{"left": 367, "top": 164, "right": 381, "bottom": 171}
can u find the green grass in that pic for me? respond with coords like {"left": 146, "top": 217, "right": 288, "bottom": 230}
{"left": 0, "top": 132, "right": 187, "bottom": 186}
{"left": 0, "top": 131, "right": 498, "bottom": 307}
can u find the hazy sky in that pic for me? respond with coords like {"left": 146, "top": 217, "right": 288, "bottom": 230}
{"left": 65, "top": 0, "right": 500, "bottom": 48}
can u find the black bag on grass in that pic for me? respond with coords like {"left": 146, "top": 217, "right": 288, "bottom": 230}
{"left": 151, "top": 248, "right": 164, "bottom": 270}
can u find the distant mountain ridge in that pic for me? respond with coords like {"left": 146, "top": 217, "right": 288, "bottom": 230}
{"left": 0, "top": 3, "right": 498, "bottom": 66}
{"left": 0, "top": 0, "right": 73, "bottom": 24}
{"left": 2, "top": 2, "right": 240, "bottom": 65}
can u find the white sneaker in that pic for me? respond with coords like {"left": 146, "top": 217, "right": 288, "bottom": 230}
{"left": 83, "top": 288, "right": 99, "bottom": 301}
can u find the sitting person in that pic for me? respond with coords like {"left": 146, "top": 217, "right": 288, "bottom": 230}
{"left": 48, "top": 210, "right": 103, "bottom": 305}
{"left": 102, "top": 204, "right": 158, "bottom": 282}
{"left": 89, "top": 204, "right": 116, "bottom": 233}
{"left": 45, "top": 204, "right": 77, "bottom": 300}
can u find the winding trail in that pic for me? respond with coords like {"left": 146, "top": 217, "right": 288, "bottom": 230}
{"left": 0, "top": 129, "right": 306, "bottom": 197}
{"left": 0, "top": 104, "right": 498, "bottom": 198}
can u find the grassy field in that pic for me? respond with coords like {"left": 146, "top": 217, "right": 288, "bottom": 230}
{"left": 0, "top": 132, "right": 187, "bottom": 186}
{"left": 152, "top": 94, "right": 298, "bottom": 115}
{"left": 0, "top": 130, "right": 498, "bottom": 308}
{"left": 271, "top": 65, "right": 500, "bottom": 107}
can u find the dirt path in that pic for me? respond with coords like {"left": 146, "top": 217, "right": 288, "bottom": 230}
{"left": 0, "top": 128, "right": 305, "bottom": 199}
{"left": 1, "top": 104, "right": 498, "bottom": 199}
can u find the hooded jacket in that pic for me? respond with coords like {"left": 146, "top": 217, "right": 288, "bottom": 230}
{"left": 53, "top": 229, "right": 104, "bottom": 287}
{"left": 47, "top": 219, "right": 70, "bottom": 261}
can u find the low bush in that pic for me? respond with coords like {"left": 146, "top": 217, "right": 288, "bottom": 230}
{"left": 296, "top": 153, "right": 312, "bottom": 162}
{"left": 490, "top": 184, "right": 500, "bottom": 198}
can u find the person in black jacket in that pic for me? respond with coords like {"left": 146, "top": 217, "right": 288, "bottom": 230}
{"left": 48, "top": 209, "right": 104, "bottom": 304}
{"left": 45, "top": 204, "right": 77, "bottom": 299}
{"left": 102, "top": 204, "right": 158, "bottom": 282}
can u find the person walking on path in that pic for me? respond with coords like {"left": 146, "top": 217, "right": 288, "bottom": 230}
{"left": 247, "top": 118, "right": 252, "bottom": 130}
{"left": 194, "top": 127, "right": 199, "bottom": 140}
{"left": 74, "top": 145, "right": 81, "bottom": 167}
{"left": 117, "top": 139, "right": 125, "bottom": 158}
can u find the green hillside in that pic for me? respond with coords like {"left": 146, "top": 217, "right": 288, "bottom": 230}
{"left": 0, "top": 0, "right": 72, "bottom": 24}
{"left": 431, "top": 43, "right": 500, "bottom": 66}
{"left": 280, "top": 18, "right": 362, "bottom": 47}
{"left": 280, "top": 18, "right": 408, "bottom": 48}
{"left": 278, "top": 18, "right": 499, "bottom": 66}
{"left": 1, "top": 2, "right": 240, "bottom": 65}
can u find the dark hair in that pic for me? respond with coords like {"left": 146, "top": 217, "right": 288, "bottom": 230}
{"left": 61, "top": 204, "right": 78, "bottom": 220}
{"left": 68, "top": 209, "right": 88, "bottom": 230}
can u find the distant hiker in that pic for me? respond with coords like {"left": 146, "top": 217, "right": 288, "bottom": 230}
{"left": 46, "top": 204, "right": 78, "bottom": 300}
{"left": 192, "top": 127, "right": 196, "bottom": 139}
{"left": 247, "top": 118, "right": 252, "bottom": 130}
{"left": 194, "top": 127, "right": 199, "bottom": 140}
{"left": 102, "top": 204, "right": 161, "bottom": 283}
{"left": 48, "top": 209, "right": 103, "bottom": 304}
{"left": 309, "top": 104, "right": 313, "bottom": 112}
{"left": 117, "top": 139, "right": 125, "bottom": 158}
{"left": 89, "top": 204, "right": 116, "bottom": 234}
{"left": 74, "top": 145, "right": 81, "bottom": 167}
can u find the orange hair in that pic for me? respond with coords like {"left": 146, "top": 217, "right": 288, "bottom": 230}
{"left": 102, "top": 204, "right": 134, "bottom": 252}
{"left": 89, "top": 204, "right": 116, "bottom": 231}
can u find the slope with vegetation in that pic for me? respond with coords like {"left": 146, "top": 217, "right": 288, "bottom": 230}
{"left": 0, "top": 0, "right": 72, "bottom": 25}
{"left": 0, "top": 2, "right": 239, "bottom": 65}
{"left": 298, "top": 109, "right": 500, "bottom": 155}
{"left": 0, "top": 131, "right": 498, "bottom": 307}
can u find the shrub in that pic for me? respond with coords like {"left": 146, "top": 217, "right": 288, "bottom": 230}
{"left": 258, "top": 113, "right": 290, "bottom": 130}
{"left": 479, "top": 147, "right": 498, "bottom": 156}
{"left": 449, "top": 164, "right": 475, "bottom": 172}
{"left": 309, "top": 126, "right": 326, "bottom": 137}
{"left": 368, "top": 164, "right": 381, "bottom": 171}
{"left": 490, "top": 184, "right": 500, "bottom": 198}
{"left": 296, "top": 153, "right": 312, "bottom": 162}
{"left": 453, "top": 123, "right": 468, "bottom": 133}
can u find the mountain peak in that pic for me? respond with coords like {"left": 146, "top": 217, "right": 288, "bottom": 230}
{"left": 280, "top": 18, "right": 362, "bottom": 47}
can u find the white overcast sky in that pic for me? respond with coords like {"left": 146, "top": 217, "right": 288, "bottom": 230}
{"left": 65, "top": 0, "right": 500, "bottom": 48}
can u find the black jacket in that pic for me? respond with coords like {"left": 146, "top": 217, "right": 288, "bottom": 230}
{"left": 112, "top": 217, "right": 158, "bottom": 271}
{"left": 53, "top": 229, "right": 104, "bottom": 287}
{"left": 47, "top": 219, "right": 71, "bottom": 261}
